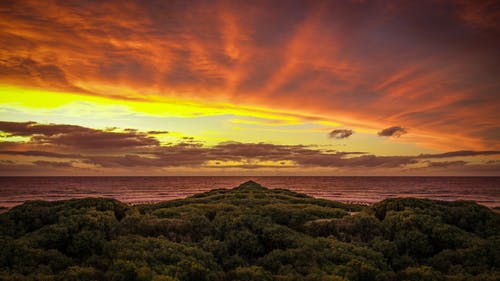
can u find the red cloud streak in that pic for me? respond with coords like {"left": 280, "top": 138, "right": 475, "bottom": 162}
{"left": 0, "top": 0, "right": 499, "bottom": 150}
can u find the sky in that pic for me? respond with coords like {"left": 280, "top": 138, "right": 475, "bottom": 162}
{"left": 0, "top": 0, "right": 499, "bottom": 176}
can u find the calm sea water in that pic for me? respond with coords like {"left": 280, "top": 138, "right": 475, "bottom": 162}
{"left": 0, "top": 176, "right": 499, "bottom": 208}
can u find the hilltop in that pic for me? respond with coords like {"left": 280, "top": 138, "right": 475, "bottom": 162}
{"left": 0, "top": 181, "right": 499, "bottom": 280}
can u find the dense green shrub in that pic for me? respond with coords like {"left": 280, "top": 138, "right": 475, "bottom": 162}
{"left": 0, "top": 181, "right": 498, "bottom": 280}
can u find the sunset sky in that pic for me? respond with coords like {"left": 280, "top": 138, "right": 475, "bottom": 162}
{"left": 0, "top": 0, "right": 499, "bottom": 175}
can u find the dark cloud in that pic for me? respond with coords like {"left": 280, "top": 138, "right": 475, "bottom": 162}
{"left": 31, "top": 131, "right": 158, "bottom": 149}
{"left": 33, "top": 160, "right": 74, "bottom": 168}
{"left": 84, "top": 142, "right": 413, "bottom": 169}
{"left": 84, "top": 155, "right": 169, "bottom": 168}
{"left": 425, "top": 161, "right": 467, "bottom": 168}
{"left": 378, "top": 126, "right": 407, "bottom": 137}
{"left": 0, "top": 162, "right": 41, "bottom": 174}
{"left": 291, "top": 153, "right": 417, "bottom": 168}
{"left": 0, "top": 121, "right": 159, "bottom": 149}
{"left": 73, "top": 144, "right": 500, "bottom": 170}
{"left": 418, "top": 150, "right": 500, "bottom": 158}
{"left": 209, "top": 142, "right": 310, "bottom": 161}
{"left": 0, "top": 121, "right": 94, "bottom": 137}
{"left": 329, "top": 129, "right": 353, "bottom": 139}
{"left": 0, "top": 150, "right": 80, "bottom": 158}
{"left": 1, "top": 121, "right": 499, "bottom": 173}
{"left": 87, "top": 142, "right": 210, "bottom": 168}
{"left": 147, "top": 130, "right": 169, "bottom": 134}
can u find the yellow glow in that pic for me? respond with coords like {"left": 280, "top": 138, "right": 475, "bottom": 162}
{"left": 205, "top": 160, "right": 297, "bottom": 167}
{"left": 0, "top": 135, "right": 30, "bottom": 142}
{"left": 229, "top": 118, "right": 302, "bottom": 126}
{"left": 0, "top": 85, "right": 328, "bottom": 124}
{"left": 0, "top": 84, "right": 441, "bottom": 156}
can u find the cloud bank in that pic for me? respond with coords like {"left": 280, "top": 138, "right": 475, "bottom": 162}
{"left": 1, "top": 121, "right": 499, "bottom": 175}
{"left": 0, "top": 121, "right": 159, "bottom": 149}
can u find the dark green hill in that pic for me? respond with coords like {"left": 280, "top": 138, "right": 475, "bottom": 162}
{"left": 0, "top": 181, "right": 499, "bottom": 281}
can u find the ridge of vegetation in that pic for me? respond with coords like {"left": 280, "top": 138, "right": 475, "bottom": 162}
{"left": 1, "top": 181, "right": 499, "bottom": 280}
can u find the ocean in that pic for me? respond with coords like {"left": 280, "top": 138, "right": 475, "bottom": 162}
{"left": 0, "top": 176, "right": 499, "bottom": 208}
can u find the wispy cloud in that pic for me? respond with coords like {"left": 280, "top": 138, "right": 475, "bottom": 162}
{"left": 329, "top": 129, "right": 353, "bottom": 139}
{"left": 378, "top": 126, "right": 407, "bottom": 137}
{"left": 0, "top": 0, "right": 499, "bottom": 151}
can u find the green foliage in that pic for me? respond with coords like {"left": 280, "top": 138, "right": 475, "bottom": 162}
{"left": 0, "top": 181, "right": 498, "bottom": 280}
{"left": 228, "top": 266, "right": 273, "bottom": 281}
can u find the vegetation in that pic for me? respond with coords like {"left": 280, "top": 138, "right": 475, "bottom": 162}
{"left": 0, "top": 181, "right": 499, "bottom": 280}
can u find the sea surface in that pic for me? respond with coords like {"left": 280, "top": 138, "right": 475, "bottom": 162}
{"left": 0, "top": 176, "right": 499, "bottom": 208}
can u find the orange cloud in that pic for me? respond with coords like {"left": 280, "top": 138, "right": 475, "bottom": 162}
{"left": 0, "top": 0, "right": 499, "bottom": 152}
